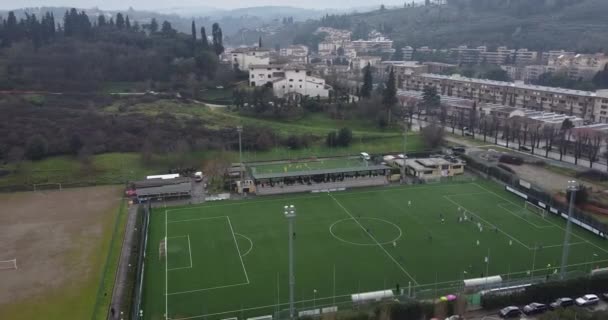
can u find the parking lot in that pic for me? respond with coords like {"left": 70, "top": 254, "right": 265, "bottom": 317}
{"left": 467, "top": 300, "right": 608, "bottom": 319}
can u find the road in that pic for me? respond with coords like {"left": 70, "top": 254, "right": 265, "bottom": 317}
{"left": 466, "top": 300, "right": 608, "bottom": 320}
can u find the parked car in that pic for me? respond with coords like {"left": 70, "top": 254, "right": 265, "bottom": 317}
{"left": 523, "top": 302, "right": 548, "bottom": 315}
{"left": 576, "top": 294, "right": 599, "bottom": 306}
{"left": 519, "top": 146, "right": 531, "bottom": 152}
{"left": 499, "top": 306, "right": 521, "bottom": 318}
{"left": 550, "top": 297, "right": 574, "bottom": 309}
{"left": 194, "top": 171, "right": 203, "bottom": 183}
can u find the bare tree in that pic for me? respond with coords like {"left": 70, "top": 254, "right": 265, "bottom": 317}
{"left": 529, "top": 123, "right": 542, "bottom": 155}
{"left": 585, "top": 130, "right": 603, "bottom": 168}
{"left": 449, "top": 113, "right": 457, "bottom": 134}
{"left": 421, "top": 123, "right": 445, "bottom": 149}
{"left": 543, "top": 126, "right": 556, "bottom": 158}
{"left": 492, "top": 116, "right": 500, "bottom": 145}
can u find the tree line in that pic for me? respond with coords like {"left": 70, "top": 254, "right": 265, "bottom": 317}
{"left": 0, "top": 9, "right": 227, "bottom": 91}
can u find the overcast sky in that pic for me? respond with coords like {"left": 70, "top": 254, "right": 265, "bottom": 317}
{"left": 0, "top": 0, "right": 409, "bottom": 11}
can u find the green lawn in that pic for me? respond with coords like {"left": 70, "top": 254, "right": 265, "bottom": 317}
{"left": 141, "top": 180, "right": 608, "bottom": 320}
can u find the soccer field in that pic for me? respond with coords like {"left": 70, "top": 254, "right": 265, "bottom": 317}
{"left": 141, "top": 181, "right": 608, "bottom": 320}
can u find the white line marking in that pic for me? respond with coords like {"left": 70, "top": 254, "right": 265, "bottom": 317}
{"left": 187, "top": 235, "right": 193, "bottom": 268}
{"left": 540, "top": 241, "right": 587, "bottom": 249}
{"left": 443, "top": 195, "right": 531, "bottom": 250}
{"left": 165, "top": 210, "right": 169, "bottom": 320}
{"left": 235, "top": 233, "right": 254, "bottom": 257}
{"left": 227, "top": 217, "right": 250, "bottom": 284}
{"left": 166, "top": 235, "right": 194, "bottom": 271}
{"left": 167, "top": 281, "right": 250, "bottom": 296}
{"left": 473, "top": 183, "right": 608, "bottom": 255}
{"left": 496, "top": 203, "right": 554, "bottom": 229}
{"left": 168, "top": 216, "right": 227, "bottom": 224}
{"left": 328, "top": 193, "right": 419, "bottom": 285}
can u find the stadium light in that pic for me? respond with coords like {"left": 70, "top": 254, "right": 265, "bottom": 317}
{"left": 284, "top": 204, "right": 296, "bottom": 319}
{"left": 237, "top": 126, "right": 243, "bottom": 194}
{"left": 560, "top": 180, "right": 579, "bottom": 279}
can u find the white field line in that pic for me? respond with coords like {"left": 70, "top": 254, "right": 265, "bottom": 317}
{"left": 165, "top": 210, "right": 169, "bottom": 320}
{"left": 496, "top": 203, "right": 554, "bottom": 229}
{"left": 328, "top": 193, "right": 419, "bottom": 285}
{"left": 227, "top": 216, "right": 250, "bottom": 284}
{"left": 167, "top": 282, "right": 250, "bottom": 296}
{"left": 443, "top": 195, "right": 531, "bottom": 250}
{"left": 168, "top": 216, "right": 227, "bottom": 224}
{"left": 235, "top": 233, "right": 254, "bottom": 257}
{"left": 540, "top": 241, "right": 587, "bottom": 249}
{"left": 472, "top": 183, "right": 608, "bottom": 255}
{"left": 188, "top": 235, "right": 193, "bottom": 268}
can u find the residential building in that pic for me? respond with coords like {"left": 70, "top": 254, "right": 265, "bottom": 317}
{"left": 501, "top": 65, "right": 521, "bottom": 81}
{"left": 423, "top": 62, "right": 457, "bottom": 74}
{"left": 401, "top": 158, "right": 465, "bottom": 182}
{"left": 402, "top": 73, "right": 602, "bottom": 121}
{"left": 541, "top": 50, "right": 575, "bottom": 64}
{"left": 402, "top": 46, "right": 414, "bottom": 60}
{"left": 353, "top": 56, "right": 382, "bottom": 70}
{"left": 248, "top": 64, "right": 331, "bottom": 98}
{"left": 481, "top": 46, "right": 515, "bottom": 65}
{"left": 450, "top": 45, "right": 486, "bottom": 64}
{"left": 231, "top": 47, "right": 271, "bottom": 71}
{"left": 515, "top": 49, "right": 539, "bottom": 65}
{"left": 280, "top": 45, "right": 309, "bottom": 58}
{"left": 595, "top": 90, "right": 608, "bottom": 123}
{"left": 378, "top": 61, "right": 428, "bottom": 87}
{"left": 548, "top": 53, "right": 608, "bottom": 81}
{"left": 351, "top": 37, "right": 394, "bottom": 54}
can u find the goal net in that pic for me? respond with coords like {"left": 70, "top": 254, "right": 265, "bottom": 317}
{"left": 0, "top": 259, "right": 17, "bottom": 270}
{"left": 159, "top": 238, "right": 167, "bottom": 260}
{"left": 524, "top": 201, "right": 547, "bottom": 218}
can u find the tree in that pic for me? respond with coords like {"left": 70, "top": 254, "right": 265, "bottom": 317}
{"left": 422, "top": 86, "right": 440, "bottom": 116}
{"left": 421, "top": 124, "right": 444, "bottom": 148}
{"left": 212, "top": 23, "right": 224, "bottom": 56}
{"left": 258, "top": 36, "right": 263, "bottom": 48}
{"left": 125, "top": 16, "right": 131, "bottom": 29}
{"left": 559, "top": 118, "right": 575, "bottom": 161}
{"left": 566, "top": 184, "right": 589, "bottom": 205}
{"left": 149, "top": 18, "right": 159, "bottom": 33}
{"left": 382, "top": 67, "right": 398, "bottom": 124}
{"left": 161, "top": 21, "right": 175, "bottom": 36}
{"left": 25, "top": 134, "right": 48, "bottom": 160}
{"left": 337, "top": 127, "right": 353, "bottom": 146}
{"left": 326, "top": 131, "right": 338, "bottom": 147}
{"left": 199, "top": 27, "right": 209, "bottom": 50}
{"left": 360, "top": 63, "right": 373, "bottom": 98}
{"left": 191, "top": 21, "right": 197, "bottom": 50}
{"left": 483, "top": 68, "right": 511, "bottom": 82}
{"left": 592, "top": 63, "right": 608, "bottom": 89}
{"left": 116, "top": 13, "right": 125, "bottom": 29}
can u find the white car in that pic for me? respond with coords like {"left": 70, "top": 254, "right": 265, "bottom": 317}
{"left": 576, "top": 294, "right": 599, "bottom": 306}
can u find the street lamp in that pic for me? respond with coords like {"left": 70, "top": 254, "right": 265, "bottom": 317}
{"left": 237, "top": 126, "right": 243, "bottom": 194}
{"left": 313, "top": 289, "right": 317, "bottom": 309}
{"left": 560, "top": 180, "right": 579, "bottom": 279}
{"left": 284, "top": 205, "right": 297, "bottom": 320}
{"left": 402, "top": 118, "right": 408, "bottom": 184}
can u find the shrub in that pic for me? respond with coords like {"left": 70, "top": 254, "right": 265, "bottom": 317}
{"left": 499, "top": 154, "right": 524, "bottom": 165}
{"left": 577, "top": 169, "right": 608, "bottom": 182}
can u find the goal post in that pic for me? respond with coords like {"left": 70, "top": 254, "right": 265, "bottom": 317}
{"left": 159, "top": 238, "right": 167, "bottom": 260}
{"left": 0, "top": 259, "right": 17, "bottom": 270}
{"left": 524, "top": 201, "right": 546, "bottom": 218}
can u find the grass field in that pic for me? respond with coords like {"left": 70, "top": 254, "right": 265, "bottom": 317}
{"left": 141, "top": 180, "right": 608, "bottom": 320}
{"left": 250, "top": 158, "right": 368, "bottom": 175}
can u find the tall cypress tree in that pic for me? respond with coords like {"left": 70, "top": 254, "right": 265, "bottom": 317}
{"left": 125, "top": 16, "right": 131, "bottom": 29}
{"left": 382, "top": 67, "right": 397, "bottom": 123}
{"left": 212, "top": 23, "right": 224, "bottom": 56}
{"left": 360, "top": 63, "right": 373, "bottom": 99}
{"left": 258, "top": 36, "right": 262, "bottom": 48}
{"left": 116, "top": 13, "right": 125, "bottom": 29}
{"left": 200, "top": 26, "right": 209, "bottom": 49}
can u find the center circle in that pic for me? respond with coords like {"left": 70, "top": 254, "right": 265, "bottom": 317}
{"left": 329, "top": 217, "right": 403, "bottom": 246}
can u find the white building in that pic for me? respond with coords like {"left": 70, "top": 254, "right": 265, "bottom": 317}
{"left": 248, "top": 64, "right": 332, "bottom": 98}
{"left": 353, "top": 56, "right": 382, "bottom": 70}
{"left": 351, "top": 37, "right": 394, "bottom": 54}
{"left": 280, "top": 45, "right": 309, "bottom": 57}
{"left": 231, "top": 47, "right": 271, "bottom": 71}
{"left": 402, "top": 46, "right": 414, "bottom": 61}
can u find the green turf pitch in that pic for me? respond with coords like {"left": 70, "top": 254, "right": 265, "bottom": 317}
{"left": 249, "top": 158, "right": 367, "bottom": 175}
{"left": 141, "top": 181, "right": 608, "bottom": 320}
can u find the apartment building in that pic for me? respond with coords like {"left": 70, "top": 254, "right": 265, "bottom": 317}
{"left": 481, "top": 46, "right": 515, "bottom": 65}
{"left": 280, "top": 45, "right": 309, "bottom": 57}
{"left": 542, "top": 50, "right": 576, "bottom": 64}
{"left": 352, "top": 56, "right": 382, "bottom": 70}
{"left": 248, "top": 64, "right": 331, "bottom": 98}
{"left": 351, "top": 37, "right": 394, "bottom": 54}
{"left": 402, "top": 46, "right": 414, "bottom": 61}
{"left": 450, "top": 45, "right": 486, "bottom": 64}
{"left": 231, "top": 47, "right": 271, "bottom": 71}
{"left": 515, "top": 49, "right": 539, "bottom": 65}
{"left": 402, "top": 73, "right": 603, "bottom": 121}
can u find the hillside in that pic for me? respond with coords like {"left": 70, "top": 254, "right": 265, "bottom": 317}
{"left": 282, "top": 0, "right": 608, "bottom": 52}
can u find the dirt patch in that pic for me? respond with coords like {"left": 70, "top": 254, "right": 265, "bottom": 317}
{"left": 0, "top": 186, "right": 122, "bottom": 307}
{"left": 505, "top": 164, "right": 573, "bottom": 193}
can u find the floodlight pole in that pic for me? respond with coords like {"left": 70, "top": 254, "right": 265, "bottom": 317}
{"left": 560, "top": 180, "right": 578, "bottom": 280}
{"left": 284, "top": 205, "right": 297, "bottom": 320}
{"left": 402, "top": 118, "right": 408, "bottom": 184}
{"left": 237, "top": 126, "right": 243, "bottom": 194}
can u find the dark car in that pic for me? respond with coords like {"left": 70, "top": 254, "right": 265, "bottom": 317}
{"left": 519, "top": 146, "right": 531, "bottom": 152}
{"left": 499, "top": 306, "right": 521, "bottom": 318}
{"left": 550, "top": 297, "right": 574, "bottom": 309}
{"left": 523, "top": 302, "right": 548, "bottom": 315}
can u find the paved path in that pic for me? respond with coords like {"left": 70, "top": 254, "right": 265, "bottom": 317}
{"left": 107, "top": 204, "right": 140, "bottom": 319}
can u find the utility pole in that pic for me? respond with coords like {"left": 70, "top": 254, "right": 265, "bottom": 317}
{"left": 402, "top": 118, "right": 408, "bottom": 183}
{"left": 237, "top": 126, "right": 243, "bottom": 194}
{"left": 560, "top": 180, "right": 578, "bottom": 279}
{"left": 284, "top": 205, "right": 297, "bottom": 319}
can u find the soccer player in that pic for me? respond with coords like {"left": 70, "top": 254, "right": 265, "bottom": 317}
{"left": 408, "top": 200, "right": 411, "bottom": 207}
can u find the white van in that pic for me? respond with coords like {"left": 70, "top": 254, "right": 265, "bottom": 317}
{"left": 360, "top": 152, "right": 371, "bottom": 161}
{"left": 194, "top": 171, "right": 203, "bottom": 182}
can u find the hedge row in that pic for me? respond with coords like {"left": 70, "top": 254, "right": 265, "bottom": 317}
{"left": 481, "top": 274, "right": 608, "bottom": 309}
{"left": 499, "top": 155, "right": 524, "bottom": 165}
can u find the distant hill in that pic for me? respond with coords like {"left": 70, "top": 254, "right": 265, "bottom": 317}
{"left": 280, "top": 0, "right": 608, "bottom": 52}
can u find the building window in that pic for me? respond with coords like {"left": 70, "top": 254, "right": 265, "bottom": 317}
{"left": 289, "top": 79, "right": 293, "bottom": 82}
{"left": 290, "top": 85, "right": 293, "bottom": 88}
{"left": 268, "top": 75, "right": 271, "bottom": 78}
{"left": 251, "top": 74, "right": 255, "bottom": 78}
{"left": 299, "top": 85, "right": 302, "bottom": 88}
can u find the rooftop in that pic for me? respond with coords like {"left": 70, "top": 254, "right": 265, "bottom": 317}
{"left": 251, "top": 165, "right": 390, "bottom": 180}
{"left": 419, "top": 73, "right": 598, "bottom": 97}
